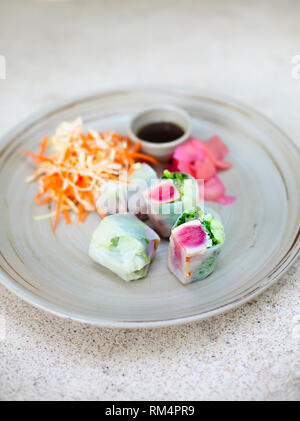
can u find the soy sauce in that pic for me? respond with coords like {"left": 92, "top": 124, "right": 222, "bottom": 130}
{"left": 137, "top": 122, "right": 184, "bottom": 143}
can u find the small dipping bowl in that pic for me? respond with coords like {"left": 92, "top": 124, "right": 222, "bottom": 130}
{"left": 129, "top": 105, "right": 192, "bottom": 162}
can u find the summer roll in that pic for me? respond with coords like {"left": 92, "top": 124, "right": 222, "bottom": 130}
{"left": 96, "top": 163, "right": 157, "bottom": 216}
{"left": 168, "top": 206, "right": 225, "bottom": 284}
{"left": 144, "top": 170, "right": 200, "bottom": 238}
{"left": 89, "top": 213, "right": 160, "bottom": 281}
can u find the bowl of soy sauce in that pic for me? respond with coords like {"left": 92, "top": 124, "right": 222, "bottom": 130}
{"left": 129, "top": 105, "right": 192, "bottom": 161}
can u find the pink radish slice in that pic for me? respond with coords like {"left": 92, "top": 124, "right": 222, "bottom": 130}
{"left": 148, "top": 181, "right": 180, "bottom": 204}
{"left": 173, "top": 139, "right": 206, "bottom": 163}
{"left": 167, "top": 136, "right": 235, "bottom": 205}
{"left": 201, "top": 136, "right": 229, "bottom": 160}
{"left": 190, "top": 137, "right": 232, "bottom": 171}
{"left": 170, "top": 159, "right": 192, "bottom": 175}
{"left": 203, "top": 175, "right": 225, "bottom": 201}
{"left": 191, "top": 156, "right": 216, "bottom": 180}
{"left": 176, "top": 222, "right": 207, "bottom": 248}
{"left": 216, "top": 194, "right": 236, "bottom": 205}
{"left": 203, "top": 175, "right": 236, "bottom": 205}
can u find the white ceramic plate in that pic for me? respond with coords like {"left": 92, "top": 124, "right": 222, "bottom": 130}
{"left": 0, "top": 87, "right": 299, "bottom": 328}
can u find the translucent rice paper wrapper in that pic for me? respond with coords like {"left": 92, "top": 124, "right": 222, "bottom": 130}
{"left": 127, "top": 163, "right": 158, "bottom": 219}
{"left": 168, "top": 208, "right": 224, "bottom": 284}
{"left": 89, "top": 213, "right": 160, "bottom": 282}
{"left": 144, "top": 175, "right": 200, "bottom": 238}
{"left": 96, "top": 163, "right": 157, "bottom": 216}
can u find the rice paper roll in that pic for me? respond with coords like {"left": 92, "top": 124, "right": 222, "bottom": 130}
{"left": 96, "top": 163, "right": 157, "bottom": 216}
{"left": 127, "top": 163, "right": 158, "bottom": 218}
{"left": 144, "top": 170, "right": 200, "bottom": 238}
{"left": 168, "top": 206, "right": 225, "bottom": 284}
{"left": 89, "top": 213, "right": 160, "bottom": 281}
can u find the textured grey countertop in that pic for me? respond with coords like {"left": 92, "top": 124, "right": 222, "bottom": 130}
{"left": 0, "top": 0, "right": 299, "bottom": 400}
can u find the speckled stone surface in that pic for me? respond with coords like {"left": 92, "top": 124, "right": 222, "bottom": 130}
{"left": 0, "top": 0, "right": 299, "bottom": 401}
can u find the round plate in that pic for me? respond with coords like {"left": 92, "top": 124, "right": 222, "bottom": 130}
{"left": 0, "top": 87, "right": 299, "bottom": 328}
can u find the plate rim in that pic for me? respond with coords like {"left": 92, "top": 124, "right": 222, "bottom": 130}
{"left": 0, "top": 85, "right": 299, "bottom": 328}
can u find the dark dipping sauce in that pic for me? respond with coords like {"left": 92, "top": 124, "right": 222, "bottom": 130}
{"left": 137, "top": 122, "right": 184, "bottom": 143}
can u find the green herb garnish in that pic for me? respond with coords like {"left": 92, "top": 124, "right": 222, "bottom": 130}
{"left": 143, "top": 252, "right": 150, "bottom": 263}
{"left": 110, "top": 236, "right": 120, "bottom": 247}
{"left": 162, "top": 170, "right": 190, "bottom": 197}
{"left": 175, "top": 206, "right": 203, "bottom": 227}
{"left": 201, "top": 219, "right": 218, "bottom": 246}
{"left": 162, "top": 169, "right": 190, "bottom": 182}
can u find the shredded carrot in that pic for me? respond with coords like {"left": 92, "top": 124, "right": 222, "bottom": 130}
{"left": 80, "top": 211, "right": 89, "bottom": 223}
{"left": 133, "top": 140, "right": 141, "bottom": 153}
{"left": 97, "top": 207, "right": 106, "bottom": 219}
{"left": 63, "top": 209, "right": 72, "bottom": 225}
{"left": 52, "top": 192, "right": 63, "bottom": 232}
{"left": 129, "top": 152, "right": 160, "bottom": 166}
{"left": 23, "top": 117, "right": 159, "bottom": 230}
{"left": 78, "top": 203, "right": 84, "bottom": 222}
{"left": 38, "top": 197, "right": 53, "bottom": 205}
{"left": 39, "top": 136, "right": 48, "bottom": 157}
{"left": 34, "top": 192, "right": 44, "bottom": 203}
{"left": 102, "top": 172, "right": 131, "bottom": 183}
{"left": 22, "top": 150, "right": 53, "bottom": 164}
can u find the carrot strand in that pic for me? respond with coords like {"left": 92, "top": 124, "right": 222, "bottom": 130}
{"left": 97, "top": 207, "right": 106, "bottom": 219}
{"left": 80, "top": 211, "right": 89, "bottom": 223}
{"left": 130, "top": 152, "right": 160, "bottom": 166}
{"left": 22, "top": 150, "right": 53, "bottom": 164}
{"left": 63, "top": 209, "right": 72, "bottom": 225}
{"left": 52, "top": 192, "right": 63, "bottom": 232}
{"left": 39, "top": 136, "right": 48, "bottom": 157}
{"left": 133, "top": 140, "right": 141, "bottom": 153}
{"left": 78, "top": 203, "right": 83, "bottom": 222}
{"left": 37, "top": 197, "right": 52, "bottom": 205}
